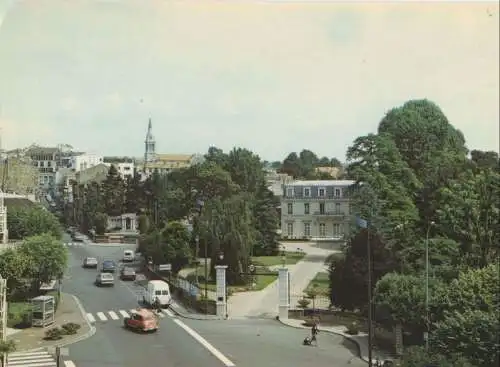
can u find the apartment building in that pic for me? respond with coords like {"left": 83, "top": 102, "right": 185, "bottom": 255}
{"left": 25, "top": 146, "right": 59, "bottom": 190}
{"left": 71, "top": 153, "right": 104, "bottom": 172}
{"left": 280, "top": 180, "right": 355, "bottom": 240}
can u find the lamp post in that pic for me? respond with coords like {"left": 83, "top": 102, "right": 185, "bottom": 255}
{"left": 218, "top": 251, "right": 228, "bottom": 319}
{"left": 425, "top": 220, "right": 435, "bottom": 351}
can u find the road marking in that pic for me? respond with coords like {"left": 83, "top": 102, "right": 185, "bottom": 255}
{"left": 108, "top": 311, "right": 119, "bottom": 320}
{"left": 65, "top": 361, "right": 77, "bottom": 367}
{"left": 173, "top": 318, "right": 235, "bottom": 366}
{"left": 87, "top": 313, "right": 96, "bottom": 323}
{"left": 119, "top": 310, "right": 129, "bottom": 318}
{"left": 164, "top": 308, "right": 175, "bottom": 317}
{"left": 97, "top": 312, "right": 107, "bottom": 321}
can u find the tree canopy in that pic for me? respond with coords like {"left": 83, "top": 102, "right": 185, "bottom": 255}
{"left": 7, "top": 206, "right": 62, "bottom": 240}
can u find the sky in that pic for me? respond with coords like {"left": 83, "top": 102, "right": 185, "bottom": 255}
{"left": 0, "top": 0, "right": 498, "bottom": 162}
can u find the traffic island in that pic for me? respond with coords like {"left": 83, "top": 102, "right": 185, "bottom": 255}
{"left": 8, "top": 293, "right": 95, "bottom": 351}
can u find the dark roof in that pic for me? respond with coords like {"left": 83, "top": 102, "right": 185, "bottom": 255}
{"left": 4, "top": 198, "right": 36, "bottom": 209}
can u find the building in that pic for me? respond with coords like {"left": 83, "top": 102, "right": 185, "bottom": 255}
{"left": 70, "top": 153, "right": 104, "bottom": 172}
{"left": 280, "top": 180, "right": 355, "bottom": 240}
{"left": 265, "top": 169, "right": 294, "bottom": 197}
{"left": 25, "top": 146, "right": 59, "bottom": 190}
{"left": 140, "top": 119, "right": 196, "bottom": 177}
{"left": 103, "top": 161, "right": 134, "bottom": 180}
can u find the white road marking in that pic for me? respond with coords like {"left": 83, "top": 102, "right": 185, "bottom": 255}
{"left": 8, "top": 350, "right": 56, "bottom": 366}
{"left": 164, "top": 308, "right": 175, "bottom": 317}
{"left": 87, "top": 313, "right": 96, "bottom": 323}
{"left": 108, "top": 311, "right": 119, "bottom": 320}
{"left": 173, "top": 318, "right": 235, "bottom": 366}
{"left": 64, "top": 361, "right": 77, "bottom": 367}
{"left": 119, "top": 310, "right": 129, "bottom": 318}
{"left": 97, "top": 312, "right": 107, "bottom": 321}
{"left": 130, "top": 309, "right": 137, "bottom": 314}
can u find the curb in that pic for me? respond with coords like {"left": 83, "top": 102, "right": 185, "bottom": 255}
{"left": 168, "top": 303, "right": 220, "bottom": 321}
{"left": 55, "top": 295, "right": 96, "bottom": 348}
{"left": 277, "top": 318, "right": 367, "bottom": 363}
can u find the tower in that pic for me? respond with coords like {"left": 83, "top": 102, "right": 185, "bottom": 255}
{"left": 144, "top": 118, "right": 156, "bottom": 165}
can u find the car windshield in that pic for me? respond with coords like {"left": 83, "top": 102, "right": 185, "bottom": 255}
{"left": 87, "top": 258, "right": 97, "bottom": 262}
{"left": 103, "top": 261, "right": 114, "bottom": 266}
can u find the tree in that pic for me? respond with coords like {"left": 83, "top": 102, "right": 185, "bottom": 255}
{"left": 93, "top": 212, "right": 108, "bottom": 235}
{"left": 137, "top": 214, "right": 150, "bottom": 234}
{"left": 436, "top": 168, "right": 500, "bottom": 267}
{"left": 0, "top": 249, "right": 32, "bottom": 298}
{"left": 470, "top": 150, "right": 499, "bottom": 172}
{"left": 7, "top": 206, "right": 62, "bottom": 240}
{"left": 252, "top": 182, "right": 280, "bottom": 255}
{"left": 0, "top": 340, "right": 17, "bottom": 367}
{"left": 161, "top": 221, "right": 192, "bottom": 274}
{"left": 200, "top": 193, "right": 257, "bottom": 284}
{"left": 399, "top": 346, "right": 472, "bottom": 367}
{"left": 19, "top": 234, "right": 68, "bottom": 291}
{"left": 101, "top": 165, "right": 125, "bottom": 216}
{"left": 124, "top": 172, "right": 145, "bottom": 214}
{"left": 329, "top": 229, "right": 397, "bottom": 311}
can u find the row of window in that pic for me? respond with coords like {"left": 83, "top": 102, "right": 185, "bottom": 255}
{"left": 33, "top": 160, "right": 55, "bottom": 168}
{"left": 286, "top": 222, "right": 343, "bottom": 237}
{"left": 287, "top": 202, "right": 343, "bottom": 215}
{"left": 286, "top": 187, "right": 344, "bottom": 198}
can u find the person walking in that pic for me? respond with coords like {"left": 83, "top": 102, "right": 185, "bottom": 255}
{"left": 311, "top": 322, "right": 319, "bottom": 346}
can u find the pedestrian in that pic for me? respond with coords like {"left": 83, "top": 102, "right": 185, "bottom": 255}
{"left": 311, "top": 322, "right": 319, "bottom": 346}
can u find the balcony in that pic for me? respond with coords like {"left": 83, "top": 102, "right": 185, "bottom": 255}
{"left": 284, "top": 195, "right": 349, "bottom": 201}
{"left": 313, "top": 211, "right": 346, "bottom": 217}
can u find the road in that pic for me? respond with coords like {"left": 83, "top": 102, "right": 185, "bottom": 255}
{"left": 63, "top": 239, "right": 365, "bottom": 366}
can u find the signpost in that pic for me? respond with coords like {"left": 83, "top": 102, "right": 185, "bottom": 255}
{"left": 158, "top": 264, "right": 171, "bottom": 271}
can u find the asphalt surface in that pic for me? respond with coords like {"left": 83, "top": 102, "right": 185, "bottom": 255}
{"left": 62, "top": 236, "right": 366, "bottom": 366}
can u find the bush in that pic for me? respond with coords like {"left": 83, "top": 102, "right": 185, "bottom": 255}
{"left": 61, "top": 322, "right": 81, "bottom": 335}
{"left": 345, "top": 321, "right": 360, "bottom": 335}
{"left": 297, "top": 298, "right": 310, "bottom": 309}
{"left": 44, "top": 327, "right": 63, "bottom": 340}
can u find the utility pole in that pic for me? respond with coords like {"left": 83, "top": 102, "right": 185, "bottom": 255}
{"left": 1, "top": 275, "right": 7, "bottom": 367}
{"left": 367, "top": 225, "right": 373, "bottom": 367}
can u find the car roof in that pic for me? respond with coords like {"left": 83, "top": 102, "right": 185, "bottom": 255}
{"left": 103, "top": 260, "right": 115, "bottom": 264}
{"left": 100, "top": 273, "right": 113, "bottom": 277}
{"left": 86, "top": 257, "right": 97, "bottom": 260}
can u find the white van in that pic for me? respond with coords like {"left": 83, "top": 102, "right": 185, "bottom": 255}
{"left": 143, "top": 280, "right": 171, "bottom": 307}
{"left": 123, "top": 250, "right": 135, "bottom": 262}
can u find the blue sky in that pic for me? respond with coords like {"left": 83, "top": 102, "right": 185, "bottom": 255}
{"left": 0, "top": 0, "right": 498, "bottom": 161}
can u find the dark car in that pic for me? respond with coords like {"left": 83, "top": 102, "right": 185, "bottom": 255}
{"left": 120, "top": 267, "right": 136, "bottom": 281}
{"left": 101, "top": 260, "right": 116, "bottom": 273}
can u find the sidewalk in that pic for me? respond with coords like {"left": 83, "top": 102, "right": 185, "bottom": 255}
{"left": 8, "top": 293, "right": 95, "bottom": 351}
{"left": 279, "top": 317, "right": 391, "bottom": 364}
{"left": 228, "top": 242, "right": 338, "bottom": 318}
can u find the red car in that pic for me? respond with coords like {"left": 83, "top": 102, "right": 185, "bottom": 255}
{"left": 123, "top": 308, "right": 159, "bottom": 332}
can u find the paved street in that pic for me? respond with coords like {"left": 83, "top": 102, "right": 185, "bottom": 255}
{"left": 62, "top": 238, "right": 363, "bottom": 366}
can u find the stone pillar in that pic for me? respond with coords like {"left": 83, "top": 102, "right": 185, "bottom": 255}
{"left": 278, "top": 267, "right": 290, "bottom": 320}
{"left": 215, "top": 265, "right": 228, "bottom": 319}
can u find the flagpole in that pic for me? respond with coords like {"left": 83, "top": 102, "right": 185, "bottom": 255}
{"left": 367, "top": 222, "right": 373, "bottom": 367}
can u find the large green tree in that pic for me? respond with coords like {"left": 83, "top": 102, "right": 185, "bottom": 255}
{"left": 7, "top": 206, "right": 62, "bottom": 240}
{"left": 101, "top": 165, "right": 125, "bottom": 217}
{"left": 19, "top": 233, "right": 68, "bottom": 291}
{"left": 0, "top": 249, "right": 32, "bottom": 299}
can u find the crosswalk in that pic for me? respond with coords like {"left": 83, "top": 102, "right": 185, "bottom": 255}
{"left": 87, "top": 308, "right": 174, "bottom": 323}
{"left": 8, "top": 348, "right": 77, "bottom": 366}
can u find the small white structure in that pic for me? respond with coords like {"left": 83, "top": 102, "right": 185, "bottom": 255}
{"left": 103, "top": 162, "right": 134, "bottom": 179}
{"left": 70, "top": 153, "right": 104, "bottom": 172}
{"left": 31, "top": 295, "right": 55, "bottom": 327}
{"left": 107, "top": 213, "right": 138, "bottom": 232}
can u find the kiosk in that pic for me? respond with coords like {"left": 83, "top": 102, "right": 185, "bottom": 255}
{"left": 31, "top": 295, "right": 55, "bottom": 327}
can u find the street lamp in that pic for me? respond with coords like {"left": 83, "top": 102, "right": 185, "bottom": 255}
{"left": 218, "top": 251, "right": 228, "bottom": 319}
{"left": 425, "top": 220, "right": 435, "bottom": 351}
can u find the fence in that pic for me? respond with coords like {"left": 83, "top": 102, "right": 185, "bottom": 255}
{"left": 290, "top": 292, "right": 330, "bottom": 310}
{"left": 142, "top": 265, "right": 216, "bottom": 314}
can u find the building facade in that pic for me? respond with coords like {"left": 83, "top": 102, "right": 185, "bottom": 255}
{"left": 103, "top": 162, "right": 134, "bottom": 179}
{"left": 71, "top": 153, "right": 104, "bottom": 172}
{"left": 25, "top": 146, "right": 59, "bottom": 190}
{"left": 280, "top": 180, "right": 354, "bottom": 240}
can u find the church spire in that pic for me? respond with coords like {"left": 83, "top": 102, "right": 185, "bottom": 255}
{"left": 144, "top": 118, "right": 156, "bottom": 164}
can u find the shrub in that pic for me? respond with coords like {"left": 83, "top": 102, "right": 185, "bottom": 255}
{"left": 61, "top": 322, "right": 81, "bottom": 335}
{"left": 297, "top": 298, "right": 310, "bottom": 309}
{"left": 44, "top": 327, "right": 63, "bottom": 340}
{"left": 345, "top": 321, "right": 360, "bottom": 335}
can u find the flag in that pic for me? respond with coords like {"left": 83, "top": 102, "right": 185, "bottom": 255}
{"left": 355, "top": 216, "right": 368, "bottom": 228}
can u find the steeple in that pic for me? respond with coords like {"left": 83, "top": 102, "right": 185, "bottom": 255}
{"left": 144, "top": 118, "right": 156, "bottom": 164}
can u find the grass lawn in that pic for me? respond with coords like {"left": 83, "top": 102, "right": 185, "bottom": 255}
{"left": 251, "top": 251, "right": 305, "bottom": 267}
{"left": 305, "top": 272, "right": 329, "bottom": 296}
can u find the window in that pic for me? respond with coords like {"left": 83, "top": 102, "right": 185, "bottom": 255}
{"left": 335, "top": 203, "right": 341, "bottom": 214}
{"left": 155, "top": 290, "right": 161, "bottom": 295}
{"left": 318, "top": 188, "right": 326, "bottom": 197}
{"left": 303, "top": 187, "right": 311, "bottom": 197}
{"left": 304, "top": 222, "right": 311, "bottom": 237}
{"left": 47, "top": 161, "right": 51, "bottom": 167}
{"left": 287, "top": 203, "right": 293, "bottom": 215}
{"left": 287, "top": 223, "right": 293, "bottom": 237}
{"left": 334, "top": 188, "right": 341, "bottom": 197}
{"left": 319, "top": 223, "right": 326, "bottom": 237}
{"left": 40, "top": 161, "right": 45, "bottom": 167}
{"left": 319, "top": 202, "right": 325, "bottom": 214}
{"left": 333, "top": 223, "right": 341, "bottom": 236}
{"left": 287, "top": 188, "right": 294, "bottom": 197}
{"left": 304, "top": 203, "right": 310, "bottom": 214}
{"left": 162, "top": 290, "right": 169, "bottom": 295}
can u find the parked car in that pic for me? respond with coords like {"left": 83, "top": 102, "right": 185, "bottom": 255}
{"left": 120, "top": 267, "right": 136, "bottom": 281}
{"left": 83, "top": 257, "right": 98, "bottom": 268}
{"left": 123, "top": 308, "right": 158, "bottom": 332}
{"left": 95, "top": 272, "right": 114, "bottom": 287}
{"left": 72, "top": 233, "right": 85, "bottom": 242}
{"left": 101, "top": 260, "right": 117, "bottom": 273}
